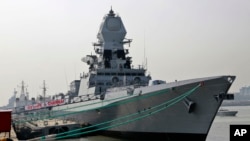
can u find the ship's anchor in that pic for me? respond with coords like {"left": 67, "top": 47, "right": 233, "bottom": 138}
{"left": 214, "top": 92, "right": 225, "bottom": 102}
{"left": 183, "top": 97, "right": 196, "bottom": 113}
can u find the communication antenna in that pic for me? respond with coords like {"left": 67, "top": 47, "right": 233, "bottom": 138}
{"left": 17, "top": 81, "right": 28, "bottom": 99}
{"left": 74, "top": 63, "right": 77, "bottom": 80}
{"left": 41, "top": 80, "right": 48, "bottom": 107}
{"left": 143, "top": 30, "right": 147, "bottom": 69}
{"left": 144, "top": 30, "right": 145, "bottom": 64}
{"left": 64, "top": 68, "right": 69, "bottom": 90}
{"left": 13, "top": 88, "right": 17, "bottom": 97}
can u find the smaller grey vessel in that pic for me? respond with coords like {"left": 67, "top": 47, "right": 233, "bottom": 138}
{"left": 217, "top": 108, "right": 238, "bottom": 116}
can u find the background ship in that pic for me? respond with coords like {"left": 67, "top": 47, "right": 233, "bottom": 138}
{"left": 217, "top": 108, "right": 238, "bottom": 116}
{"left": 13, "top": 9, "right": 236, "bottom": 141}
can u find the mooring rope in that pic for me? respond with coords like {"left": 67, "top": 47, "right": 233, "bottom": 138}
{"left": 40, "top": 84, "right": 200, "bottom": 140}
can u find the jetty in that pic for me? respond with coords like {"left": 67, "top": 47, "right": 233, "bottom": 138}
{"left": 13, "top": 118, "right": 81, "bottom": 140}
{"left": 0, "top": 110, "right": 18, "bottom": 141}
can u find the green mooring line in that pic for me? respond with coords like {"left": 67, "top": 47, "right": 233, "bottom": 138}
{"left": 40, "top": 84, "right": 200, "bottom": 140}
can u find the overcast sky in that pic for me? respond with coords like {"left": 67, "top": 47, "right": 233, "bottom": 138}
{"left": 0, "top": 0, "right": 250, "bottom": 106}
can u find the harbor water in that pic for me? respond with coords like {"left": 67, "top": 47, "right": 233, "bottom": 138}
{"left": 206, "top": 105, "right": 250, "bottom": 141}
{"left": 61, "top": 106, "right": 250, "bottom": 141}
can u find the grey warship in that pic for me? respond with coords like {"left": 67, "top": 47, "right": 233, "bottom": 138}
{"left": 20, "top": 9, "right": 236, "bottom": 141}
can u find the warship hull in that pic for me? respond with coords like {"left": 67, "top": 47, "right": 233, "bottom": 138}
{"left": 11, "top": 9, "right": 236, "bottom": 141}
{"left": 51, "top": 75, "right": 235, "bottom": 141}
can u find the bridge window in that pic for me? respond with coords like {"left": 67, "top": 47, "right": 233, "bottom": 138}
{"left": 138, "top": 73, "right": 144, "bottom": 76}
{"left": 118, "top": 73, "right": 124, "bottom": 76}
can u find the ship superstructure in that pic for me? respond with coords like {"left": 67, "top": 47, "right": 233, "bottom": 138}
{"left": 14, "top": 81, "right": 33, "bottom": 112}
{"left": 78, "top": 8, "right": 151, "bottom": 97}
{"left": 12, "top": 81, "right": 52, "bottom": 113}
